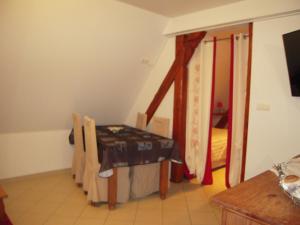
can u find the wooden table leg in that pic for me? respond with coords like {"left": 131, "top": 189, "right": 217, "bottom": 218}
{"left": 108, "top": 168, "right": 117, "bottom": 210}
{"left": 160, "top": 160, "right": 169, "bottom": 200}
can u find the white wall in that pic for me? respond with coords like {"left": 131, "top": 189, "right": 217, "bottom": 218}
{"left": 165, "top": 0, "right": 300, "bottom": 35}
{"left": 207, "top": 25, "right": 248, "bottom": 112}
{"left": 245, "top": 14, "right": 300, "bottom": 179}
{"left": 127, "top": 12, "right": 300, "bottom": 180}
{"left": 2, "top": 1, "right": 299, "bottom": 179}
{"left": 0, "top": 0, "right": 168, "bottom": 133}
{"left": 0, "top": 0, "right": 168, "bottom": 179}
{"left": 125, "top": 37, "right": 175, "bottom": 136}
{"left": 0, "top": 130, "right": 73, "bottom": 179}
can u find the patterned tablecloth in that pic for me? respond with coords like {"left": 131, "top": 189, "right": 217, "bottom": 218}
{"left": 69, "top": 125, "right": 182, "bottom": 177}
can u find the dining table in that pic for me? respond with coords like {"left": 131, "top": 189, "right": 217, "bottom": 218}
{"left": 69, "top": 124, "right": 182, "bottom": 209}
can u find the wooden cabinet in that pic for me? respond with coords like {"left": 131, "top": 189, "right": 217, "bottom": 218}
{"left": 213, "top": 171, "right": 300, "bottom": 225}
{"left": 221, "top": 209, "right": 267, "bottom": 225}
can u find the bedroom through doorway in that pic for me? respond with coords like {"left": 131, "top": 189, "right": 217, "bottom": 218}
{"left": 185, "top": 23, "right": 251, "bottom": 191}
{"left": 208, "top": 24, "right": 249, "bottom": 188}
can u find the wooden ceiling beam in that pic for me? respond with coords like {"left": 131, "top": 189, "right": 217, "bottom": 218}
{"left": 145, "top": 31, "right": 206, "bottom": 182}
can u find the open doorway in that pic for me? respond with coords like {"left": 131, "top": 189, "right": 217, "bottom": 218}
{"left": 207, "top": 24, "right": 249, "bottom": 188}
{"left": 185, "top": 23, "right": 251, "bottom": 192}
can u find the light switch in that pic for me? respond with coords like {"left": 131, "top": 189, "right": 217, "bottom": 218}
{"left": 256, "top": 103, "right": 271, "bottom": 111}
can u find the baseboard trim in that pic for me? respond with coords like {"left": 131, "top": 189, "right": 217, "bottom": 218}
{"left": 0, "top": 168, "right": 71, "bottom": 183}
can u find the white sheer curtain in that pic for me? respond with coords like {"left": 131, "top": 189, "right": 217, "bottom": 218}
{"left": 228, "top": 33, "right": 249, "bottom": 187}
{"left": 186, "top": 40, "right": 214, "bottom": 182}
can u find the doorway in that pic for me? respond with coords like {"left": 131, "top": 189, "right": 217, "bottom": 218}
{"left": 208, "top": 24, "right": 249, "bottom": 187}
{"left": 185, "top": 23, "right": 251, "bottom": 190}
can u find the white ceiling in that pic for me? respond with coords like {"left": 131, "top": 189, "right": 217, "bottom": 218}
{"left": 117, "top": 0, "right": 244, "bottom": 17}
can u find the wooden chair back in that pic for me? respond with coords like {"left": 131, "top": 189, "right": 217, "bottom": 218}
{"left": 151, "top": 116, "right": 170, "bottom": 138}
{"left": 72, "top": 113, "right": 86, "bottom": 184}
{"left": 72, "top": 113, "right": 84, "bottom": 155}
{"left": 136, "top": 112, "right": 147, "bottom": 130}
{"left": 83, "top": 116, "right": 100, "bottom": 170}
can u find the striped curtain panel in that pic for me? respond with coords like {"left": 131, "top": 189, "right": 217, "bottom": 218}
{"left": 186, "top": 38, "right": 215, "bottom": 183}
{"left": 226, "top": 33, "right": 249, "bottom": 187}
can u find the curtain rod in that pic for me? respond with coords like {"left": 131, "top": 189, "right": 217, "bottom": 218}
{"left": 204, "top": 34, "right": 249, "bottom": 43}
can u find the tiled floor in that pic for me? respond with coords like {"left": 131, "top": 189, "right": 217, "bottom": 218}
{"left": 1, "top": 168, "right": 226, "bottom": 225}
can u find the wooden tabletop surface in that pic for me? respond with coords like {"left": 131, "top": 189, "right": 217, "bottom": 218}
{"left": 213, "top": 171, "right": 300, "bottom": 225}
{"left": 0, "top": 186, "right": 7, "bottom": 199}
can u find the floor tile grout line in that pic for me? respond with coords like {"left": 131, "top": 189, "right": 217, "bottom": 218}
{"left": 131, "top": 200, "right": 140, "bottom": 225}
{"left": 41, "top": 197, "right": 72, "bottom": 224}
{"left": 63, "top": 183, "right": 93, "bottom": 225}
{"left": 4, "top": 168, "right": 225, "bottom": 225}
{"left": 184, "top": 185, "right": 193, "bottom": 225}
{"left": 41, "top": 183, "right": 85, "bottom": 225}
{"left": 101, "top": 207, "right": 111, "bottom": 225}
{"left": 71, "top": 203, "right": 88, "bottom": 225}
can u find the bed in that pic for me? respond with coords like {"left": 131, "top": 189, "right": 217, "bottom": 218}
{"left": 211, "top": 128, "right": 228, "bottom": 169}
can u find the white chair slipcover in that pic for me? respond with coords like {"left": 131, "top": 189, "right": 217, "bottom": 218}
{"left": 71, "top": 113, "right": 85, "bottom": 185}
{"left": 130, "top": 116, "right": 169, "bottom": 199}
{"left": 83, "top": 116, "right": 130, "bottom": 203}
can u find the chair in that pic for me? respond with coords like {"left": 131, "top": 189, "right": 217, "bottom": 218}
{"left": 71, "top": 113, "right": 85, "bottom": 185}
{"left": 130, "top": 116, "right": 170, "bottom": 199}
{"left": 136, "top": 112, "right": 147, "bottom": 130}
{"left": 83, "top": 116, "right": 130, "bottom": 203}
{"left": 151, "top": 116, "right": 170, "bottom": 137}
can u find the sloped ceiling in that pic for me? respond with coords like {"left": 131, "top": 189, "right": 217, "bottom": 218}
{"left": 0, "top": 0, "right": 168, "bottom": 133}
{"left": 117, "top": 0, "right": 244, "bottom": 17}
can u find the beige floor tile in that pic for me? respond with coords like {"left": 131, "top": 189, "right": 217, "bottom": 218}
{"left": 189, "top": 211, "right": 219, "bottom": 225}
{"left": 137, "top": 196, "right": 162, "bottom": 210}
{"left": 134, "top": 221, "right": 161, "bottom": 225}
{"left": 104, "top": 219, "right": 134, "bottom": 225}
{"left": 203, "top": 188, "right": 224, "bottom": 198}
{"left": 64, "top": 194, "right": 88, "bottom": 206}
{"left": 30, "top": 182, "right": 57, "bottom": 193}
{"left": 52, "top": 181, "right": 77, "bottom": 194}
{"left": 135, "top": 209, "right": 162, "bottom": 224}
{"left": 106, "top": 201, "right": 138, "bottom": 213}
{"left": 0, "top": 185, "right": 26, "bottom": 200}
{"left": 163, "top": 211, "right": 191, "bottom": 225}
{"left": 1, "top": 168, "right": 226, "bottom": 225}
{"left": 168, "top": 183, "right": 184, "bottom": 196}
{"left": 1, "top": 179, "right": 36, "bottom": 191}
{"left": 187, "top": 200, "right": 214, "bottom": 213}
{"left": 80, "top": 205, "right": 109, "bottom": 220}
{"left": 5, "top": 211, "right": 23, "bottom": 225}
{"left": 185, "top": 192, "right": 209, "bottom": 203}
{"left": 75, "top": 217, "right": 104, "bottom": 225}
{"left": 44, "top": 215, "right": 78, "bottom": 225}
{"left": 106, "top": 208, "right": 137, "bottom": 223}
{"left": 16, "top": 188, "right": 46, "bottom": 203}
{"left": 6, "top": 199, "right": 36, "bottom": 215}
{"left": 105, "top": 202, "right": 137, "bottom": 223}
{"left": 53, "top": 202, "right": 87, "bottom": 217}
{"left": 163, "top": 198, "right": 189, "bottom": 213}
{"left": 166, "top": 190, "right": 186, "bottom": 201}
{"left": 27, "top": 201, "right": 61, "bottom": 216}
{"left": 14, "top": 212, "right": 50, "bottom": 225}
{"left": 69, "top": 186, "right": 86, "bottom": 197}
{"left": 43, "top": 190, "right": 72, "bottom": 203}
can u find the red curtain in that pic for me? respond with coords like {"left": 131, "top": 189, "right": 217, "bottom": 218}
{"left": 225, "top": 34, "right": 235, "bottom": 188}
{"left": 202, "top": 37, "right": 217, "bottom": 185}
